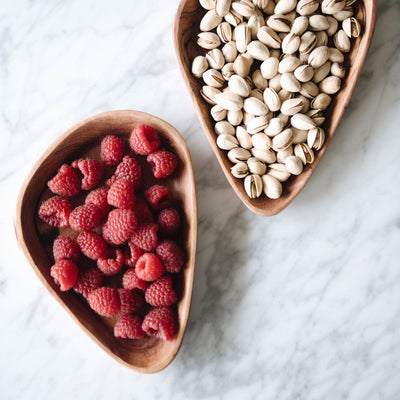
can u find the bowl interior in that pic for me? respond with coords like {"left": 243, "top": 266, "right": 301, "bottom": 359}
{"left": 174, "top": 0, "right": 376, "bottom": 215}
{"left": 15, "top": 110, "right": 197, "bottom": 373}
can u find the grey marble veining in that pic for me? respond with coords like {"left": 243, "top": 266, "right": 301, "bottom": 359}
{"left": 1, "top": 0, "right": 400, "bottom": 399}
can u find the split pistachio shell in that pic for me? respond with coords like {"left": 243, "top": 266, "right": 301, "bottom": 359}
{"left": 299, "top": 31, "right": 317, "bottom": 54}
{"left": 215, "top": 120, "right": 236, "bottom": 135}
{"left": 257, "top": 26, "right": 282, "bottom": 49}
{"left": 251, "top": 132, "right": 272, "bottom": 149}
{"left": 263, "top": 88, "right": 281, "bottom": 112}
{"left": 294, "top": 64, "right": 314, "bottom": 82}
{"left": 294, "top": 143, "right": 314, "bottom": 164}
{"left": 228, "top": 110, "right": 244, "bottom": 126}
{"left": 248, "top": 157, "right": 267, "bottom": 175}
{"left": 236, "top": 126, "right": 253, "bottom": 148}
{"left": 267, "top": 14, "right": 292, "bottom": 32}
{"left": 321, "top": 0, "right": 346, "bottom": 15}
{"left": 211, "top": 105, "right": 227, "bottom": 121}
{"left": 307, "top": 109, "right": 325, "bottom": 126}
{"left": 217, "top": 134, "right": 239, "bottom": 150}
{"left": 197, "top": 32, "right": 221, "bottom": 49}
{"left": 280, "top": 73, "right": 301, "bottom": 92}
{"left": 291, "top": 113, "right": 316, "bottom": 130}
{"left": 334, "top": 29, "right": 351, "bottom": 52}
{"left": 229, "top": 74, "right": 251, "bottom": 97}
{"left": 307, "top": 127, "right": 325, "bottom": 150}
{"left": 247, "top": 40, "right": 270, "bottom": 60}
{"left": 192, "top": 56, "right": 208, "bottom": 78}
{"left": 217, "top": 22, "right": 233, "bottom": 43}
{"left": 326, "top": 16, "right": 339, "bottom": 36}
{"left": 262, "top": 174, "right": 283, "bottom": 199}
{"left": 227, "top": 147, "right": 251, "bottom": 163}
{"left": 224, "top": 9, "right": 243, "bottom": 26}
{"left": 281, "top": 98, "right": 305, "bottom": 115}
{"left": 308, "top": 46, "right": 330, "bottom": 68}
{"left": 247, "top": 115, "right": 270, "bottom": 134}
{"left": 296, "top": 0, "right": 319, "bottom": 16}
{"left": 272, "top": 128, "right": 293, "bottom": 151}
{"left": 244, "top": 174, "right": 263, "bottom": 198}
{"left": 331, "top": 62, "right": 346, "bottom": 78}
{"left": 203, "top": 69, "right": 225, "bottom": 88}
{"left": 200, "top": 85, "right": 221, "bottom": 105}
{"left": 313, "top": 61, "right": 332, "bottom": 84}
{"left": 264, "top": 117, "right": 284, "bottom": 137}
{"left": 319, "top": 75, "right": 341, "bottom": 94}
{"left": 215, "top": 91, "right": 244, "bottom": 111}
{"left": 334, "top": 7, "right": 354, "bottom": 21}
{"left": 200, "top": 10, "right": 223, "bottom": 31}
{"left": 267, "top": 163, "right": 291, "bottom": 182}
{"left": 285, "top": 155, "right": 304, "bottom": 175}
{"left": 231, "top": 161, "right": 249, "bottom": 178}
{"left": 251, "top": 147, "right": 277, "bottom": 164}
{"left": 206, "top": 49, "right": 225, "bottom": 70}
{"left": 244, "top": 97, "right": 269, "bottom": 116}
{"left": 215, "top": 0, "right": 232, "bottom": 17}
{"left": 311, "top": 93, "right": 332, "bottom": 109}
{"left": 300, "top": 81, "right": 320, "bottom": 98}
{"left": 221, "top": 62, "right": 235, "bottom": 80}
{"left": 343, "top": 17, "right": 361, "bottom": 38}
{"left": 282, "top": 32, "right": 301, "bottom": 54}
{"left": 231, "top": 0, "right": 256, "bottom": 18}
{"left": 315, "top": 31, "right": 329, "bottom": 47}
{"left": 291, "top": 16, "right": 309, "bottom": 35}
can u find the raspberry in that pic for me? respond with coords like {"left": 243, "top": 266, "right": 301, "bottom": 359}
{"left": 88, "top": 287, "right": 121, "bottom": 317}
{"left": 142, "top": 307, "right": 175, "bottom": 340}
{"left": 53, "top": 235, "right": 80, "bottom": 262}
{"left": 50, "top": 260, "right": 78, "bottom": 291}
{"left": 158, "top": 208, "right": 180, "bottom": 236}
{"left": 122, "top": 269, "right": 149, "bottom": 291}
{"left": 38, "top": 196, "right": 73, "bottom": 228}
{"left": 118, "top": 289, "right": 144, "bottom": 314}
{"left": 133, "top": 201, "right": 154, "bottom": 223}
{"left": 100, "top": 135, "right": 125, "bottom": 166}
{"left": 69, "top": 203, "right": 102, "bottom": 231}
{"left": 124, "top": 240, "right": 145, "bottom": 267}
{"left": 73, "top": 268, "right": 103, "bottom": 299}
{"left": 107, "top": 179, "right": 135, "bottom": 209}
{"left": 130, "top": 223, "right": 159, "bottom": 251}
{"left": 106, "top": 156, "right": 141, "bottom": 188}
{"left": 114, "top": 314, "right": 145, "bottom": 339}
{"left": 147, "top": 150, "right": 178, "bottom": 179}
{"left": 47, "top": 164, "right": 81, "bottom": 197}
{"left": 102, "top": 209, "right": 137, "bottom": 245}
{"left": 77, "top": 231, "right": 107, "bottom": 260}
{"left": 156, "top": 240, "right": 185, "bottom": 273}
{"left": 97, "top": 248, "right": 124, "bottom": 276}
{"left": 85, "top": 187, "right": 110, "bottom": 218}
{"left": 135, "top": 253, "right": 163, "bottom": 282}
{"left": 144, "top": 185, "right": 173, "bottom": 211}
{"left": 71, "top": 158, "right": 104, "bottom": 191}
{"left": 129, "top": 124, "right": 160, "bottom": 155}
{"left": 145, "top": 276, "right": 177, "bottom": 307}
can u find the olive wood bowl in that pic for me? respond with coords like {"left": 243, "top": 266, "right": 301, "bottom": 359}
{"left": 174, "top": 0, "right": 376, "bottom": 216}
{"left": 15, "top": 110, "right": 197, "bottom": 373}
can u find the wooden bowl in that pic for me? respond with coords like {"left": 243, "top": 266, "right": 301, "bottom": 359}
{"left": 15, "top": 110, "right": 197, "bottom": 373}
{"left": 174, "top": 0, "right": 376, "bottom": 216}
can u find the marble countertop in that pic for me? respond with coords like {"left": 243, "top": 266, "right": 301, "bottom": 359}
{"left": 1, "top": 0, "right": 400, "bottom": 399}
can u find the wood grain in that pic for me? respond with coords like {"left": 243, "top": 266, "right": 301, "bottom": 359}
{"left": 174, "top": 0, "right": 376, "bottom": 216}
{"left": 15, "top": 110, "right": 197, "bottom": 373}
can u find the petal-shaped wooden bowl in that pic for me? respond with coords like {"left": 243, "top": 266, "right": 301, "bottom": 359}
{"left": 15, "top": 110, "right": 197, "bottom": 373}
{"left": 174, "top": 0, "right": 376, "bottom": 216}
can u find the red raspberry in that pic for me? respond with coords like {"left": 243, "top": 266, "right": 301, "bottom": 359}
{"left": 97, "top": 248, "right": 124, "bottom": 276}
{"left": 107, "top": 179, "right": 135, "bottom": 209}
{"left": 129, "top": 124, "right": 160, "bottom": 155}
{"left": 122, "top": 269, "right": 149, "bottom": 291}
{"left": 135, "top": 253, "right": 163, "bottom": 281}
{"left": 50, "top": 260, "right": 78, "bottom": 291}
{"left": 73, "top": 268, "right": 103, "bottom": 299}
{"left": 145, "top": 276, "right": 177, "bottom": 307}
{"left": 38, "top": 196, "right": 73, "bottom": 228}
{"left": 100, "top": 135, "right": 125, "bottom": 166}
{"left": 130, "top": 223, "right": 159, "bottom": 251}
{"left": 106, "top": 156, "right": 141, "bottom": 188}
{"left": 156, "top": 240, "right": 185, "bottom": 273}
{"left": 88, "top": 287, "right": 121, "bottom": 317}
{"left": 114, "top": 314, "right": 145, "bottom": 339}
{"left": 69, "top": 203, "right": 102, "bottom": 231}
{"left": 144, "top": 185, "right": 173, "bottom": 211}
{"left": 53, "top": 235, "right": 80, "bottom": 262}
{"left": 118, "top": 289, "right": 144, "bottom": 314}
{"left": 124, "top": 240, "right": 145, "bottom": 267}
{"left": 147, "top": 150, "right": 178, "bottom": 179}
{"left": 77, "top": 231, "right": 107, "bottom": 260}
{"left": 133, "top": 201, "right": 154, "bottom": 224}
{"left": 158, "top": 208, "right": 180, "bottom": 236}
{"left": 47, "top": 164, "right": 81, "bottom": 197}
{"left": 142, "top": 307, "right": 175, "bottom": 340}
{"left": 72, "top": 158, "right": 104, "bottom": 191}
{"left": 102, "top": 209, "right": 137, "bottom": 245}
{"left": 85, "top": 187, "right": 110, "bottom": 218}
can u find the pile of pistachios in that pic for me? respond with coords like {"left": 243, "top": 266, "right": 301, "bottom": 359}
{"left": 192, "top": 0, "right": 361, "bottom": 199}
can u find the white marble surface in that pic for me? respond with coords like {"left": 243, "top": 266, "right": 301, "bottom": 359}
{"left": 1, "top": 0, "right": 400, "bottom": 399}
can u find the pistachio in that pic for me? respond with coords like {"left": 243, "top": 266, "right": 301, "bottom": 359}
{"left": 200, "top": 10, "right": 223, "bottom": 31}
{"left": 315, "top": 31, "right": 329, "bottom": 47}
{"left": 229, "top": 74, "right": 251, "bottom": 97}
{"left": 249, "top": 88, "right": 264, "bottom": 101}
{"left": 319, "top": 75, "right": 341, "bottom": 94}
{"left": 264, "top": 117, "right": 284, "bottom": 137}
{"left": 267, "top": 14, "right": 292, "bottom": 33}
{"left": 300, "top": 81, "right": 320, "bottom": 98}
{"left": 272, "top": 128, "right": 293, "bottom": 151}
{"left": 298, "top": 95, "right": 310, "bottom": 112}
{"left": 263, "top": 88, "right": 281, "bottom": 112}
{"left": 197, "top": 32, "right": 221, "bottom": 49}
{"left": 224, "top": 9, "right": 243, "bottom": 26}
{"left": 243, "top": 111, "right": 256, "bottom": 125}
{"left": 251, "top": 132, "right": 272, "bottom": 149}
{"left": 248, "top": 13, "right": 265, "bottom": 39}
{"left": 299, "top": 31, "right": 317, "bottom": 54}
{"left": 267, "top": 163, "right": 291, "bottom": 182}
{"left": 311, "top": 93, "right": 332, "bottom": 110}
{"left": 334, "top": 29, "right": 351, "bottom": 52}
{"left": 231, "top": 0, "right": 256, "bottom": 18}
{"left": 282, "top": 32, "right": 301, "bottom": 54}
{"left": 257, "top": 26, "right": 282, "bottom": 49}
{"left": 277, "top": 145, "right": 294, "bottom": 163}
{"left": 280, "top": 73, "right": 301, "bottom": 92}
{"left": 233, "top": 55, "right": 252, "bottom": 77}
{"left": 205, "top": 49, "right": 225, "bottom": 70}
{"left": 291, "top": 16, "right": 309, "bottom": 35}
{"left": 308, "top": 46, "right": 330, "bottom": 68}
{"left": 275, "top": 0, "right": 297, "bottom": 14}
{"left": 192, "top": 56, "right": 208, "bottom": 78}
{"left": 307, "top": 109, "right": 325, "bottom": 126}
{"left": 281, "top": 98, "right": 305, "bottom": 115}
{"left": 277, "top": 112, "right": 290, "bottom": 125}
{"left": 307, "top": 127, "right": 325, "bottom": 150}
{"left": 262, "top": 174, "right": 283, "bottom": 199}
{"left": 331, "top": 62, "right": 346, "bottom": 78}
{"left": 217, "top": 134, "right": 239, "bottom": 150}
{"left": 210, "top": 105, "right": 227, "bottom": 121}
{"left": 294, "top": 64, "right": 314, "bottom": 82}
{"left": 292, "top": 127, "right": 309, "bottom": 144}
{"left": 291, "top": 113, "right": 316, "bottom": 130}
{"left": 231, "top": 161, "right": 249, "bottom": 178}
{"left": 236, "top": 125, "right": 253, "bottom": 149}
{"left": 252, "top": 69, "right": 268, "bottom": 90}
{"left": 321, "top": 0, "right": 346, "bottom": 15}
{"left": 269, "top": 73, "right": 282, "bottom": 92}
{"left": 228, "top": 110, "right": 244, "bottom": 126}
{"left": 278, "top": 55, "right": 301, "bottom": 73}
{"left": 252, "top": 0, "right": 269, "bottom": 9}
{"left": 296, "top": 0, "right": 319, "bottom": 15}
{"left": 247, "top": 40, "right": 270, "bottom": 60}
{"left": 294, "top": 143, "right": 315, "bottom": 164}
{"left": 248, "top": 157, "right": 267, "bottom": 175}
{"left": 227, "top": 147, "right": 251, "bottom": 163}
{"left": 251, "top": 147, "right": 277, "bottom": 164}
{"left": 329, "top": 48, "right": 345, "bottom": 63}
{"left": 200, "top": 85, "right": 221, "bottom": 105}
{"left": 200, "top": 0, "right": 216, "bottom": 10}
{"left": 222, "top": 41, "right": 238, "bottom": 63}
{"left": 215, "top": 120, "right": 236, "bottom": 135}
{"left": 215, "top": 0, "right": 232, "bottom": 17}
{"left": 262, "top": 0, "right": 275, "bottom": 14}
{"left": 285, "top": 155, "right": 304, "bottom": 175}
{"left": 217, "top": 22, "right": 233, "bottom": 43}
{"left": 247, "top": 115, "right": 270, "bottom": 134}
{"left": 313, "top": 61, "right": 332, "bottom": 83}
{"left": 215, "top": 91, "right": 244, "bottom": 111}
{"left": 244, "top": 97, "right": 269, "bottom": 116}
{"left": 278, "top": 89, "right": 294, "bottom": 102}
{"left": 260, "top": 57, "right": 279, "bottom": 79}
{"left": 326, "top": 16, "right": 339, "bottom": 36}
{"left": 244, "top": 174, "right": 263, "bottom": 198}
{"left": 309, "top": 15, "right": 330, "bottom": 31}
{"left": 221, "top": 62, "right": 235, "bottom": 80}
{"left": 343, "top": 17, "right": 361, "bottom": 37}
{"left": 203, "top": 69, "right": 225, "bottom": 88}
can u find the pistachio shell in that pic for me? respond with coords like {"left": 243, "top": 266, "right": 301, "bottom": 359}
{"left": 319, "top": 76, "right": 341, "bottom": 94}
{"left": 203, "top": 69, "right": 225, "bottom": 88}
{"left": 281, "top": 98, "right": 305, "bottom": 116}
{"left": 229, "top": 74, "right": 251, "bottom": 97}
{"left": 231, "top": 0, "right": 256, "bottom": 18}
{"left": 290, "top": 113, "right": 316, "bottom": 130}
{"left": 247, "top": 157, "right": 267, "bottom": 175}
{"left": 261, "top": 174, "right": 283, "bottom": 199}
{"left": 278, "top": 56, "right": 301, "bottom": 73}
{"left": 263, "top": 88, "right": 281, "bottom": 112}
{"left": 236, "top": 125, "right": 253, "bottom": 149}
{"left": 264, "top": 117, "right": 284, "bottom": 137}
{"left": 227, "top": 147, "right": 252, "bottom": 163}
{"left": 247, "top": 40, "right": 270, "bottom": 61}
{"left": 313, "top": 61, "right": 332, "bottom": 83}
{"left": 331, "top": 62, "right": 346, "bottom": 78}
{"left": 267, "top": 14, "right": 292, "bottom": 32}
{"left": 217, "top": 22, "right": 233, "bottom": 43}
{"left": 215, "top": 0, "right": 232, "bottom": 17}
{"left": 260, "top": 57, "right": 279, "bottom": 79}
{"left": 210, "top": 105, "right": 227, "bottom": 121}
{"left": 308, "top": 46, "right": 330, "bottom": 69}
{"left": 227, "top": 110, "right": 244, "bottom": 126}
{"left": 200, "top": 85, "right": 221, "bottom": 105}
{"left": 248, "top": 13, "right": 265, "bottom": 39}
{"left": 280, "top": 73, "right": 301, "bottom": 93}
{"left": 285, "top": 155, "right": 304, "bottom": 175}
{"left": 267, "top": 163, "right": 291, "bottom": 182}
{"left": 307, "top": 127, "right": 325, "bottom": 150}
{"left": 247, "top": 115, "right": 270, "bottom": 134}
{"left": 311, "top": 93, "right": 332, "bottom": 110}
{"left": 294, "top": 64, "right": 314, "bottom": 82}
{"left": 222, "top": 41, "right": 238, "bottom": 63}
{"left": 244, "top": 174, "right": 263, "bottom": 198}
{"left": 343, "top": 17, "right": 361, "bottom": 38}
{"left": 282, "top": 32, "right": 301, "bottom": 54}
{"left": 244, "top": 97, "right": 269, "bottom": 116}
{"left": 252, "top": 69, "right": 268, "bottom": 90}
{"left": 215, "top": 120, "right": 236, "bottom": 135}
{"left": 251, "top": 132, "right": 272, "bottom": 149}
{"left": 221, "top": 63, "right": 235, "bottom": 80}
{"left": 217, "top": 134, "right": 239, "bottom": 150}
{"left": 296, "top": 0, "right": 319, "bottom": 16}
{"left": 251, "top": 147, "right": 277, "bottom": 164}
{"left": 200, "top": 10, "right": 223, "bottom": 31}
{"left": 272, "top": 128, "right": 293, "bottom": 151}
{"left": 309, "top": 15, "right": 330, "bottom": 31}
{"left": 215, "top": 91, "right": 244, "bottom": 111}
{"left": 299, "top": 31, "right": 317, "bottom": 54}
{"left": 192, "top": 56, "right": 208, "bottom": 78}
{"left": 257, "top": 26, "right": 282, "bottom": 49}
{"left": 231, "top": 161, "right": 249, "bottom": 178}
{"left": 321, "top": 0, "right": 346, "bottom": 15}
{"left": 276, "top": 145, "right": 293, "bottom": 163}
{"left": 197, "top": 32, "right": 221, "bottom": 49}
{"left": 294, "top": 143, "right": 315, "bottom": 164}
{"left": 334, "top": 29, "right": 351, "bottom": 52}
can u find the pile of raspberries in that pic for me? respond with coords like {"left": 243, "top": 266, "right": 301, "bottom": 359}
{"left": 37, "top": 124, "right": 185, "bottom": 341}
